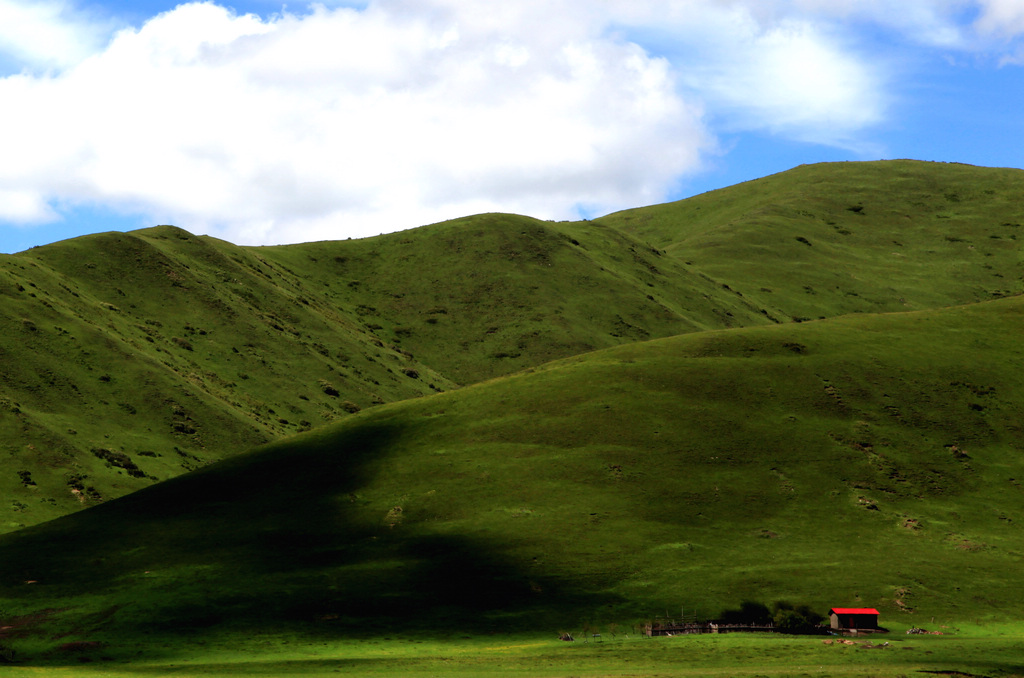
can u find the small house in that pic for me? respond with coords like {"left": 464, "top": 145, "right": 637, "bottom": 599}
{"left": 829, "top": 607, "right": 879, "bottom": 632}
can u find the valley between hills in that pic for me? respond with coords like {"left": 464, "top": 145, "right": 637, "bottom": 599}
{"left": 2, "top": 159, "right": 1024, "bottom": 675}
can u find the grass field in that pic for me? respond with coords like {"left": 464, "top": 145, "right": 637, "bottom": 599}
{"left": 3, "top": 626, "right": 1023, "bottom": 677}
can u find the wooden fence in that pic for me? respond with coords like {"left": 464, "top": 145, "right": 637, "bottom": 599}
{"left": 646, "top": 621, "right": 776, "bottom": 636}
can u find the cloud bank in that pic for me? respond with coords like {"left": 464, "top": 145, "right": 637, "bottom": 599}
{"left": 0, "top": 0, "right": 1020, "bottom": 245}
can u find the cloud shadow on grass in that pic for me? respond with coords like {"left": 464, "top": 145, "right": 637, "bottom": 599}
{"left": 0, "top": 418, "right": 619, "bottom": 660}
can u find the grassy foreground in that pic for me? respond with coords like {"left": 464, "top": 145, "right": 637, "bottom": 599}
{"left": 2, "top": 626, "right": 1023, "bottom": 677}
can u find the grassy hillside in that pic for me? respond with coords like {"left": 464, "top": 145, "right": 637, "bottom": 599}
{"left": 1, "top": 216, "right": 769, "bottom": 532}
{"left": 0, "top": 227, "right": 451, "bottom": 531}
{"left": 256, "top": 213, "right": 777, "bottom": 385}
{"left": 3, "top": 160, "right": 1024, "bottom": 534}
{"left": 599, "top": 160, "right": 1024, "bottom": 321}
{"left": 2, "top": 294, "right": 1023, "bottom": 662}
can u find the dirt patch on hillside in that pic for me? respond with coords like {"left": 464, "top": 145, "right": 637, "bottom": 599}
{"left": 0, "top": 609, "right": 62, "bottom": 639}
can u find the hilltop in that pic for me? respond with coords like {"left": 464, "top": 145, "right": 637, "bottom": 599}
{"left": 599, "top": 160, "right": 1024, "bottom": 320}
{"left": 2, "top": 159, "right": 1022, "bottom": 532}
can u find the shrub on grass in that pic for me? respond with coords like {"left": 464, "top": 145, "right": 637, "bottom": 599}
{"left": 717, "top": 600, "right": 822, "bottom": 633}
{"left": 91, "top": 448, "right": 146, "bottom": 478}
{"left": 771, "top": 601, "right": 824, "bottom": 634}
{"left": 719, "top": 601, "right": 772, "bottom": 625}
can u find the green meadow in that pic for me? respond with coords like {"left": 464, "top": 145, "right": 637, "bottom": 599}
{"left": 2, "top": 160, "right": 1024, "bottom": 675}
{"left": 1, "top": 628, "right": 1023, "bottom": 677}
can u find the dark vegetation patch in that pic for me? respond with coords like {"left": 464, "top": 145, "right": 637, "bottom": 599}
{"left": 91, "top": 449, "right": 146, "bottom": 478}
{"left": 719, "top": 601, "right": 824, "bottom": 634}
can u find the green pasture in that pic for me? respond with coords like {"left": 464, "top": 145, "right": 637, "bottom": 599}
{"left": 3, "top": 626, "right": 1023, "bottom": 677}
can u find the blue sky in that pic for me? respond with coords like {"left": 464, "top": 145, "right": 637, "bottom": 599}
{"left": 1, "top": 0, "right": 1024, "bottom": 253}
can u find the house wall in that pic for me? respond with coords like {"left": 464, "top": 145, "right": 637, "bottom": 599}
{"left": 830, "top": 613, "right": 878, "bottom": 629}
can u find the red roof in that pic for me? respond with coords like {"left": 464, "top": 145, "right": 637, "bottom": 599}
{"left": 830, "top": 608, "right": 879, "bottom": 615}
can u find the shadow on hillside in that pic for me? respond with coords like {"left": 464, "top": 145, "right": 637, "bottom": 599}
{"left": 0, "top": 420, "right": 617, "bottom": 659}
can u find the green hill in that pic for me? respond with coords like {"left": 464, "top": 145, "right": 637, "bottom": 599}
{"left": 1, "top": 294, "right": 1022, "bottom": 660}
{"left": 2, "top": 159, "right": 1024, "bottom": 665}
{"left": 3, "top": 160, "right": 1024, "bottom": 533}
{"left": 598, "top": 160, "right": 1024, "bottom": 320}
{"left": 0, "top": 227, "right": 452, "bottom": 531}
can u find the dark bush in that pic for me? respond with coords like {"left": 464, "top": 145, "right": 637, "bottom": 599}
{"left": 771, "top": 601, "right": 824, "bottom": 634}
{"left": 719, "top": 601, "right": 772, "bottom": 625}
{"left": 718, "top": 600, "right": 823, "bottom": 633}
{"left": 91, "top": 448, "right": 145, "bottom": 478}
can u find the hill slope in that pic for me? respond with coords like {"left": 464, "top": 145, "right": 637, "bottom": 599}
{"left": 2, "top": 295, "right": 1023, "bottom": 659}
{"left": 0, "top": 227, "right": 451, "bottom": 531}
{"left": 598, "top": 160, "right": 1024, "bottom": 320}
{"left": 2, "top": 160, "right": 1023, "bottom": 534}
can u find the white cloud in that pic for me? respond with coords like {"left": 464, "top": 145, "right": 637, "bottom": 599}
{"left": 0, "top": 0, "right": 111, "bottom": 71}
{"left": 0, "top": 1, "right": 713, "bottom": 244}
{"left": 974, "top": 0, "right": 1024, "bottom": 37}
{"left": 12, "top": 0, "right": 1024, "bottom": 249}
{"left": 606, "top": 2, "right": 887, "bottom": 147}
{"left": 784, "top": 0, "right": 969, "bottom": 47}
{"left": 20, "top": 0, "right": 1016, "bottom": 245}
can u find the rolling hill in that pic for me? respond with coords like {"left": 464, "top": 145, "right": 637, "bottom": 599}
{"left": 0, "top": 227, "right": 453, "bottom": 531}
{"left": 1, "top": 159, "right": 1023, "bottom": 661}
{"left": 3, "top": 160, "right": 1023, "bottom": 534}
{"left": 1, "top": 294, "right": 1022, "bottom": 659}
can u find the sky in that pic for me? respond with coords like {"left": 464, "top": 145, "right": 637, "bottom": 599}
{"left": 1, "top": 1, "right": 1024, "bottom": 253}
